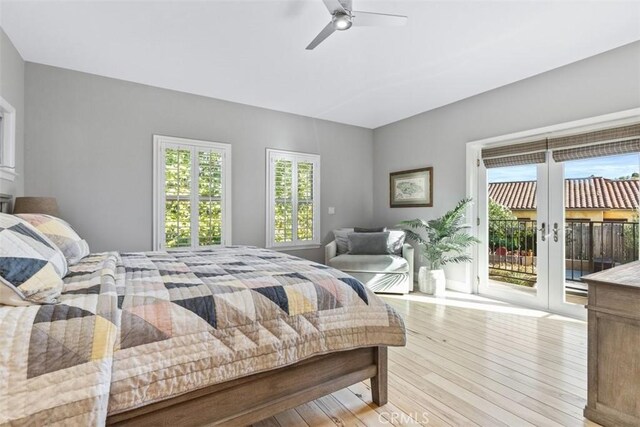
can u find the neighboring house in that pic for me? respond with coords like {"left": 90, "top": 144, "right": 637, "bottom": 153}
{"left": 489, "top": 177, "right": 640, "bottom": 222}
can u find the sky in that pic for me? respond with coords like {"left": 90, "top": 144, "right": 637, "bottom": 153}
{"left": 488, "top": 153, "right": 640, "bottom": 183}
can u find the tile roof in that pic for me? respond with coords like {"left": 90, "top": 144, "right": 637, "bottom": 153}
{"left": 489, "top": 178, "right": 640, "bottom": 210}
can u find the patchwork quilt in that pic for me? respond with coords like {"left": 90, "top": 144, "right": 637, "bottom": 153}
{"left": 0, "top": 253, "right": 119, "bottom": 425}
{"left": 0, "top": 246, "right": 406, "bottom": 425}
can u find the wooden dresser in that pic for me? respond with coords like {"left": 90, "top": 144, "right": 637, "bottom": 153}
{"left": 582, "top": 261, "right": 640, "bottom": 427}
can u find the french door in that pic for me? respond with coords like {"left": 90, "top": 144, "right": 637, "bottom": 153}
{"left": 477, "top": 161, "right": 552, "bottom": 313}
{"left": 477, "top": 150, "right": 639, "bottom": 319}
{"left": 548, "top": 156, "right": 588, "bottom": 318}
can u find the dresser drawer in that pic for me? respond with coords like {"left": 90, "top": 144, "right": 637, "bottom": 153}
{"left": 592, "top": 283, "right": 640, "bottom": 316}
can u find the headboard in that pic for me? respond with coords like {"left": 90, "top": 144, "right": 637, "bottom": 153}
{"left": 0, "top": 194, "right": 11, "bottom": 213}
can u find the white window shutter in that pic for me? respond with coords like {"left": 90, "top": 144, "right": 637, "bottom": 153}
{"left": 266, "top": 149, "right": 320, "bottom": 249}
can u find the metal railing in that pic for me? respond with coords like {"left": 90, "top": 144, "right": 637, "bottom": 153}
{"left": 488, "top": 219, "right": 537, "bottom": 286}
{"left": 488, "top": 219, "right": 640, "bottom": 287}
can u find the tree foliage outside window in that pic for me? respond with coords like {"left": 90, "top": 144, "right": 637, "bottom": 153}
{"left": 488, "top": 199, "right": 536, "bottom": 253}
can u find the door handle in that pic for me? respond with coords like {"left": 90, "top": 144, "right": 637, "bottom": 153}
{"left": 553, "top": 222, "right": 559, "bottom": 242}
{"left": 539, "top": 222, "right": 546, "bottom": 242}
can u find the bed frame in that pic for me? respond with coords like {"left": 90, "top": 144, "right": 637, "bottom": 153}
{"left": 106, "top": 346, "right": 388, "bottom": 426}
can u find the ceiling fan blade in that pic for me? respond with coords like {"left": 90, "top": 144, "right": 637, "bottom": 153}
{"left": 338, "top": 0, "right": 352, "bottom": 11}
{"left": 305, "top": 22, "right": 336, "bottom": 50}
{"left": 322, "top": 0, "right": 346, "bottom": 14}
{"left": 352, "top": 11, "right": 408, "bottom": 27}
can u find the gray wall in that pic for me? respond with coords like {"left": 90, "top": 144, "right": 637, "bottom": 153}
{"left": 0, "top": 28, "right": 24, "bottom": 198}
{"left": 372, "top": 41, "right": 640, "bottom": 289}
{"left": 25, "top": 63, "right": 374, "bottom": 262}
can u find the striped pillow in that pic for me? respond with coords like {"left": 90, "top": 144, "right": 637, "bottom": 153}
{"left": 16, "top": 214, "right": 90, "bottom": 265}
{"left": 0, "top": 213, "right": 68, "bottom": 306}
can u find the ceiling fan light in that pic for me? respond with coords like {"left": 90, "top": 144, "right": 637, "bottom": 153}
{"left": 332, "top": 13, "right": 352, "bottom": 30}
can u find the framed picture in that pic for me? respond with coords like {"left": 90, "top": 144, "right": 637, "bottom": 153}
{"left": 390, "top": 167, "right": 433, "bottom": 208}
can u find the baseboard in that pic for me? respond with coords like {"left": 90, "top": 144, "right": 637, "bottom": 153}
{"left": 446, "top": 279, "right": 472, "bottom": 293}
{"left": 412, "top": 269, "right": 473, "bottom": 294}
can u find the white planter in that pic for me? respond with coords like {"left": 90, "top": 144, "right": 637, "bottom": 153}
{"left": 418, "top": 266, "right": 431, "bottom": 293}
{"left": 418, "top": 267, "right": 446, "bottom": 297}
{"left": 430, "top": 269, "right": 447, "bottom": 298}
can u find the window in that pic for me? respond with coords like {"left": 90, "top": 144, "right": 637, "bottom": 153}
{"left": 0, "top": 96, "right": 17, "bottom": 182}
{"left": 266, "top": 149, "right": 320, "bottom": 249}
{"left": 153, "top": 135, "right": 231, "bottom": 250}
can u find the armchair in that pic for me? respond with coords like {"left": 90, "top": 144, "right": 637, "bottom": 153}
{"left": 325, "top": 236, "right": 414, "bottom": 295}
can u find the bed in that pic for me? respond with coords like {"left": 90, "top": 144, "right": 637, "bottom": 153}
{"left": 0, "top": 246, "right": 406, "bottom": 426}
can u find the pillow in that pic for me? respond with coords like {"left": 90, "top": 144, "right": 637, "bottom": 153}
{"left": 16, "top": 214, "right": 90, "bottom": 265}
{"left": 0, "top": 213, "right": 67, "bottom": 305}
{"left": 354, "top": 227, "right": 386, "bottom": 233}
{"left": 348, "top": 232, "right": 391, "bottom": 255}
{"left": 387, "top": 230, "right": 406, "bottom": 255}
{"left": 333, "top": 228, "right": 354, "bottom": 255}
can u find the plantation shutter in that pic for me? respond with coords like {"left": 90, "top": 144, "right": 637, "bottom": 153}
{"left": 296, "top": 161, "right": 315, "bottom": 241}
{"left": 197, "top": 149, "right": 224, "bottom": 246}
{"left": 154, "top": 136, "right": 231, "bottom": 250}
{"left": 164, "top": 147, "right": 193, "bottom": 248}
{"left": 267, "top": 150, "right": 320, "bottom": 248}
{"left": 481, "top": 139, "right": 548, "bottom": 168}
{"left": 550, "top": 123, "right": 640, "bottom": 162}
{"left": 273, "top": 158, "right": 294, "bottom": 243}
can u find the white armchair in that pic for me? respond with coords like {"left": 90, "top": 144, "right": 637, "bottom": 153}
{"left": 325, "top": 238, "right": 414, "bottom": 295}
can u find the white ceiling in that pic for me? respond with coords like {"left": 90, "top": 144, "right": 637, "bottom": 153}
{"left": 1, "top": 1, "right": 640, "bottom": 129}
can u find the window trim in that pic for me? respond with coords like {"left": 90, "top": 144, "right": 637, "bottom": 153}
{"left": 153, "top": 135, "right": 232, "bottom": 250}
{"left": 0, "top": 96, "right": 17, "bottom": 182}
{"left": 265, "top": 148, "right": 321, "bottom": 250}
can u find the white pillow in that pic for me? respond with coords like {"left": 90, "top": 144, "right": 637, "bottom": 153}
{"left": 333, "top": 228, "right": 354, "bottom": 255}
{"left": 387, "top": 230, "right": 406, "bottom": 255}
{"left": 0, "top": 213, "right": 67, "bottom": 305}
{"left": 16, "top": 214, "right": 90, "bottom": 265}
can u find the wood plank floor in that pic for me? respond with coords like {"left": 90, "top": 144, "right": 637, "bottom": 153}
{"left": 252, "top": 291, "right": 600, "bottom": 427}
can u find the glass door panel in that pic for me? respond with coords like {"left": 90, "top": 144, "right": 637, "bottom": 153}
{"left": 478, "top": 163, "right": 549, "bottom": 310}
{"left": 549, "top": 153, "right": 640, "bottom": 317}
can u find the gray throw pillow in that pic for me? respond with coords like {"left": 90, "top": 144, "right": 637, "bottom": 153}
{"left": 387, "top": 230, "right": 406, "bottom": 255}
{"left": 333, "top": 228, "right": 354, "bottom": 255}
{"left": 354, "top": 227, "right": 386, "bottom": 233}
{"left": 348, "top": 232, "right": 391, "bottom": 255}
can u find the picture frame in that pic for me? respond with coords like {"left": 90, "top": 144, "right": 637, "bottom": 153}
{"left": 390, "top": 167, "right": 433, "bottom": 208}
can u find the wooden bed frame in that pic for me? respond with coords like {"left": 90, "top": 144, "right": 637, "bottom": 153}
{"left": 107, "top": 346, "right": 388, "bottom": 426}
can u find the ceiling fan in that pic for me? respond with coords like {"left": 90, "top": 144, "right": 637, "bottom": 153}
{"left": 306, "top": 0, "right": 407, "bottom": 50}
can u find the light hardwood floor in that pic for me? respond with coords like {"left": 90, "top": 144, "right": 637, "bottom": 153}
{"left": 252, "top": 291, "right": 600, "bottom": 427}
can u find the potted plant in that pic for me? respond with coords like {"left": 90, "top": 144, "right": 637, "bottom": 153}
{"left": 400, "top": 198, "right": 480, "bottom": 297}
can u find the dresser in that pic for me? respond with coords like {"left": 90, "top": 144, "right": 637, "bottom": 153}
{"left": 582, "top": 261, "right": 640, "bottom": 427}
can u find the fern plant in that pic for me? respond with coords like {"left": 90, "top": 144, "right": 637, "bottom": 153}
{"left": 400, "top": 198, "right": 480, "bottom": 270}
